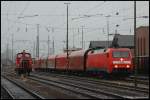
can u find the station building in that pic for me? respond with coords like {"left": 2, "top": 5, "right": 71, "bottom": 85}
{"left": 136, "top": 26, "right": 149, "bottom": 57}
{"left": 136, "top": 26, "right": 149, "bottom": 75}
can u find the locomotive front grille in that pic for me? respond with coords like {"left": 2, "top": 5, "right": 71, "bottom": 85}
{"left": 112, "top": 68, "right": 130, "bottom": 73}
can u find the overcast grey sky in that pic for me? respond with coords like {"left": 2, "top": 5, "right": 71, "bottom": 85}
{"left": 1, "top": 1, "right": 149, "bottom": 57}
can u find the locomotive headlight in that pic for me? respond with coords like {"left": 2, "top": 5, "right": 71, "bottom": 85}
{"left": 126, "top": 65, "right": 130, "bottom": 68}
{"left": 114, "top": 65, "right": 118, "bottom": 68}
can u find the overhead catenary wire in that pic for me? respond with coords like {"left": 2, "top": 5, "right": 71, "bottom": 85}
{"left": 70, "top": 27, "right": 104, "bottom": 38}
{"left": 3, "top": 2, "right": 134, "bottom": 34}
{"left": 85, "top": 1, "right": 106, "bottom": 14}
{"left": 70, "top": 6, "right": 135, "bottom": 42}
{"left": 1, "top": 13, "right": 109, "bottom": 17}
{"left": 2, "top": 1, "right": 31, "bottom": 41}
{"left": 1, "top": 2, "right": 136, "bottom": 29}
{"left": 70, "top": 2, "right": 134, "bottom": 30}
{"left": 4, "top": 17, "right": 108, "bottom": 32}
{"left": 7, "top": 1, "right": 30, "bottom": 34}
{"left": 71, "top": 7, "right": 136, "bottom": 36}
{"left": 5, "top": 17, "right": 134, "bottom": 42}
{"left": 2, "top": 1, "right": 148, "bottom": 55}
{"left": 3, "top": 14, "right": 135, "bottom": 41}
{"left": 18, "top": 1, "right": 30, "bottom": 18}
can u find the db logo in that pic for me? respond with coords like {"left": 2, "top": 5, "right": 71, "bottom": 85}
{"left": 120, "top": 58, "right": 123, "bottom": 62}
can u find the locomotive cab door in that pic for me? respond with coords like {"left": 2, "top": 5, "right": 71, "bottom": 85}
{"left": 21, "top": 60, "right": 30, "bottom": 75}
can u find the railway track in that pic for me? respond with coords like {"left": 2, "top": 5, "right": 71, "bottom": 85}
{"left": 33, "top": 71, "right": 149, "bottom": 85}
{"left": 1, "top": 85, "right": 14, "bottom": 99}
{"left": 30, "top": 73, "right": 149, "bottom": 99}
{"left": 2, "top": 73, "right": 92, "bottom": 99}
{"left": 125, "top": 76, "right": 149, "bottom": 85}
{"left": 29, "top": 75, "right": 124, "bottom": 99}
{"left": 2, "top": 71, "right": 149, "bottom": 99}
{"left": 1, "top": 75, "right": 44, "bottom": 99}
{"left": 129, "top": 75, "right": 149, "bottom": 80}
{"left": 125, "top": 78, "right": 149, "bottom": 85}
{"left": 3, "top": 72, "right": 113, "bottom": 99}
{"left": 32, "top": 72, "right": 149, "bottom": 93}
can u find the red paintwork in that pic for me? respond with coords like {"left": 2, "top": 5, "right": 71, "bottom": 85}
{"left": 68, "top": 50, "right": 85, "bottom": 71}
{"left": 109, "top": 48, "right": 133, "bottom": 73}
{"left": 33, "top": 48, "right": 133, "bottom": 74}
{"left": 15, "top": 52, "right": 32, "bottom": 70}
{"left": 55, "top": 53, "right": 68, "bottom": 70}
{"left": 87, "top": 48, "right": 133, "bottom": 73}
{"left": 32, "top": 58, "right": 41, "bottom": 69}
{"left": 86, "top": 50, "right": 108, "bottom": 72}
{"left": 40, "top": 58, "right": 47, "bottom": 68}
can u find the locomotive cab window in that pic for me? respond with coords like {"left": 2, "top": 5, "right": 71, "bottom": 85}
{"left": 17, "top": 54, "right": 22, "bottom": 58}
{"left": 112, "top": 51, "right": 129, "bottom": 58}
{"left": 25, "top": 54, "right": 30, "bottom": 57}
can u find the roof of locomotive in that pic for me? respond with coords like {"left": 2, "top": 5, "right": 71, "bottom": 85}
{"left": 16, "top": 52, "right": 31, "bottom": 58}
{"left": 17, "top": 51, "right": 31, "bottom": 55}
{"left": 88, "top": 47, "right": 131, "bottom": 54}
{"left": 107, "top": 48, "right": 131, "bottom": 51}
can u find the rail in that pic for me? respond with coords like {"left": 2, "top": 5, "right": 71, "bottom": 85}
{"left": 1, "top": 75, "right": 45, "bottom": 99}
{"left": 30, "top": 73, "right": 149, "bottom": 99}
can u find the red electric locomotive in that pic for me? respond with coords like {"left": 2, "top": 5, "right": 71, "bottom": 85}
{"left": 15, "top": 50, "right": 32, "bottom": 75}
{"left": 86, "top": 48, "right": 133, "bottom": 76}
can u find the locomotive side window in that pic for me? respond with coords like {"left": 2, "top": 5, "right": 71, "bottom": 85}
{"left": 113, "top": 51, "right": 129, "bottom": 58}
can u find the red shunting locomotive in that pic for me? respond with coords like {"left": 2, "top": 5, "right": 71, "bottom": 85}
{"left": 15, "top": 50, "right": 32, "bottom": 75}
